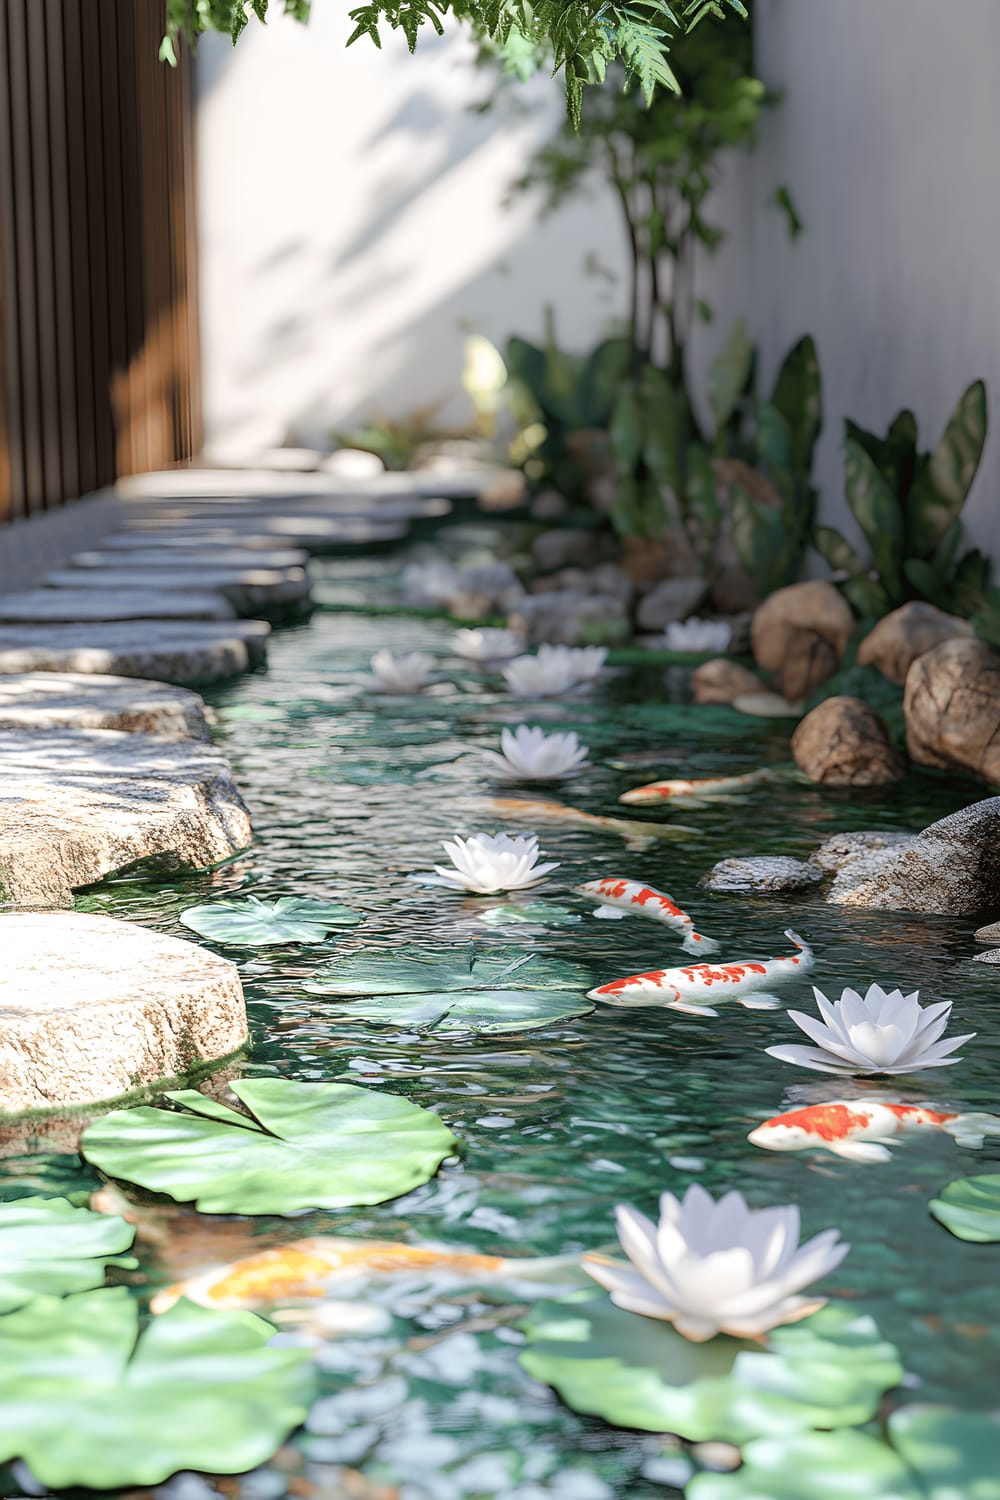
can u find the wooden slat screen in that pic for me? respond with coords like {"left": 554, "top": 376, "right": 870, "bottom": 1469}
{"left": 0, "top": 0, "right": 201, "bottom": 522}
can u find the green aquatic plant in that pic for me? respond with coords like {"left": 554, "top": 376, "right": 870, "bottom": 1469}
{"left": 929, "top": 1171, "right": 1000, "bottom": 1242}
{"left": 81, "top": 1079, "right": 457, "bottom": 1215}
{"left": 338, "top": 988, "right": 593, "bottom": 1035}
{"left": 305, "top": 942, "right": 591, "bottom": 995}
{"left": 0, "top": 1289, "right": 315, "bottom": 1489}
{"left": 0, "top": 1196, "right": 136, "bottom": 1313}
{"left": 179, "top": 895, "right": 363, "bottom": 946}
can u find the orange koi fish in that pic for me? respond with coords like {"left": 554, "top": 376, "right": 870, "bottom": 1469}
{"left": 587, "top": 929, "right": 812, "bottom": 1016}
{"left": 748, "top": 1099, "right": 1000, "bottom": 1164}
{"left": 485, "top": 796, "right": 699, "bottom": 846}
{"left": 575, "top": 877, "right": 719, "bottom": 956}
{"left": 619, "top": 767, "right": 780, "bottom": 806}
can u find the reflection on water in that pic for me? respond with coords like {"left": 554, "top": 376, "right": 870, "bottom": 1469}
{"left": 8, "top": 540, "right": 999, "bottom": 1499}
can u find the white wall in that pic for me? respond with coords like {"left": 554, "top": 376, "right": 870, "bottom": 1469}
{"left": 195, "top": 10, "right": 629, "bottom": 455}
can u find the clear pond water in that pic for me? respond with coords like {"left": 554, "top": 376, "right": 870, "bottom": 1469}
{"left": 3, "top": 532, "right": 998, "bottom": 1499}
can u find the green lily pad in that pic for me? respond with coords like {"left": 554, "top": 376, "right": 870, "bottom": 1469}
{"left": 519, "top": 1292, "right": 902, "bottom": 1444}
{"left": 929, "top": 1173, "right": 1000, "bottom": 1242}
{"left": 0, "top": 1289, "right": 315, "bottom": 1489}
{"left": 479, "top": 903, "right": 582, "bottom": 927}
{"left": 81, "top": 1079, "right": 457, "bottom": 1215}
{"left": 343, "top": 988, "right": 593, "bottom": 1034}
{"left": 180, "top": 895, "right": 363, "bottom": 946}
{"left": 686, "top": 1429, "right": 922, "bottom": 1500}
{"left": 889, "top": 1404, "right": 1000, "bottom": 1499}
{"left": 304, "top": 942, "right": 590, "bottom": 996}
{"left": 0, "top": 1196, "right": 137, "bottom": 1312}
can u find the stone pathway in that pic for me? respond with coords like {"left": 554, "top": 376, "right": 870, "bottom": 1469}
{"left": 0, "top": 673, "right": 213, "bottom": 739}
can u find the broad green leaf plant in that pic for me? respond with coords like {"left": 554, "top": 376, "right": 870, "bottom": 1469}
{"left": 0, "top": 1196, "right": 136, "bottom": 1312}
{"left": 162, "top": 1, "right": 749, "bottom": 125}
{"left": 180, "top": 894, "right": 363, "bottom": 946}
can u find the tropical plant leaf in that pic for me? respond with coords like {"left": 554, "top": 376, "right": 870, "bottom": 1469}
{"left": 929, "top": 1172, "right": 1000, "bottom": 1242}
{"left": 686, "top": 1428, "right": 922, "bottom": 1500}
{"left": 579, "top": 337, "right": 634, "bottom": 427}
{"left": 842, "top": 574, "right": 890, "bottom": 620}
{"left": 812, "top": 524, "right": 866, "bottom": 577}
{"left": 304, "top": 943, "right": 591, "bottom": 996}
{"left": 909, "top": 379, "right": 988, "bottom": 556}
{"left": 519, "top": 1292, "right": 902, "bottom": 1444}
{"left": 179, "top": 896, "right": 363, "bottom": 946}
{"left": 0, "top": 1197, "right": 136, "bottom": 1313}
{"left": 707, "top": 318, "right": 753, "bottom": 431}
{"left": 342, "top": 988, "right": 593, "bottom": 1035}
{"left": 844, "top": 435, "right": 904, "bottom": 603}
{"left": 0, "top": 1289, "right": 315, "bottom": 1489}
{"left": 888, "top": 1404, "right": 1000, "bottom": 1499}
{"left": 81, "top": 1079, "right": 457, "bottom": 1215}
{"left": 770, "top": 334, "right": 821, "bottom": 476}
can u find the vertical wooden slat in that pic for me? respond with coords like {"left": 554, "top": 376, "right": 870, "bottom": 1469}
{"left": 62, "top": 0, "right": 100, "bottom": 499}
{"left": 0, "top": 3, "right": 21, "bottom": 520}
{"left": 5, "top": 0, "right": 44, "bottom": 513}
{"left": 43, "top": 0, "right": 80, "bottom": 504}
{"left": 25, "top": 0, "right": 62, "bottom": 506}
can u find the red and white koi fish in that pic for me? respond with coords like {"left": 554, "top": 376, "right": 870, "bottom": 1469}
{"left": 575, "top": 877, "right": 720, "bottom": 956}
{"left": 748, "top": 1100, "right": 1000, "bottom": 1164}
{"left": 587, "top": 929, "right": 812, "bottom": 1016}
{"left": 619, "top": 767, "right": 780, "bottom": 806}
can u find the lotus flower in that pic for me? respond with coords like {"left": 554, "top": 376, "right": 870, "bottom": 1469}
{"left": 434, "top": 831, "right": 559, "bottom": 894}
{"left": 480, "top": 726, "right": 590, "bottom": 781}
{"left": 583, "top": 1184, "right": 848, "bottom": 1342}
{"left": 765, "top": 984, "right": 976, "bottom": 1076}
{"left": 658, "top": 619, "right": 732, "bottom": 654}
{"left": 501, "top": 644, "right": 607, "bottom": 697}
{"left": 451, "top": 627, "right": 525, "bottom": 662}
{"left": 368, "top": 649, "right": 435, "bottom": 694}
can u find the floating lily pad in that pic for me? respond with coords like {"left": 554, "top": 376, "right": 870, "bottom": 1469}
{"left": 344, "top": 988, "right": 593, "bottom": 1035}
{"left": 0, "top": 1289, "right": 315, "bottom": 1489}
{"left": 0, "top": 1196, "right": 137, "bottom": 1313}
{"left": 929, "top": 1173, "right": 1000, "bottom": 1242}
{"left": 180, "top": 896, "right": 363, "bottom": 946}
{"left": 686, "top": 1429, "right": 922, "bottom": 1500}
{"left": 81, "top": 1079, "right": 457, "bottom": 1215}
{"left": 519, "top": 1292, "right": 901, "bottom": 1444}
{"left": 479, "top": 903, "right": 582, "bottom": 927}
{"left": 888, "top": 1404, "right": 1000, "bottom": 1499}
{"left": 304, "top": 942, "right": 591, "bottom": 996}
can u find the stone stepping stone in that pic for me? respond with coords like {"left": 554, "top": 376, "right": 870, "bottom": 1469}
{"left": 0, "top": 911, "right": 247, "bottom": 1114}
{"left": 120, "top": 514, "right": 410, "bottom": 550}
{"left": 98, "top": 533, "right": 313, "bottom": 555}
{"left": 0, "top": 726, "right": 252, "bottom": 906}
{"left": 0, "top": 620, "right": 268, "bottom": 684}
{"left": 45, "top": 565, "right": 310, "bottom": 617}
{"left": 0, "top": 673, "right": 212, "bottom": 741}
{"left": 0, "top": 588, "right": 236, "bottom": 624}
{"left": 74, "top": 545, "right": 309, "bottom": 570}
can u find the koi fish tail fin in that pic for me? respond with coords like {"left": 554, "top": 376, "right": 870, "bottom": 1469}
{"left": 738, "top": 993, "right": 783, "bottom": 1010}
{"left": 682, "top": 930, "right": 720, "bottom": 956}
{"left": 593, "top": 905, "right": 627, "bottom": 920}
{"left": 829, "top": 1139, "right": 894, "bottom": 1164}
{"left": 944, "top": 1112, "right": 1000, "bottom": 1147}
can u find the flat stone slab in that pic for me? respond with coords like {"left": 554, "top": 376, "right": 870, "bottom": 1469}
{"left": 0, "top": 588, "right": 236, "bottom": 623}
{"left": 0, "top": 727, "right": 252, "bottom": 906}
{"left": 0, "top": 619, "right": 268, "bottom": 685}
{"left": 0, "top": 673, "right": 212, "bottom": 740}
{"left": 120, "top": 514, "right": 409, "bottom": 549}
{"left": 0, "top": 912, "right": 247, "bottom": 1114}
{"left": 74, "top": 546, "right": 309, "bottom": 570}
{"left": 701, "top": 856, "right": 824, "bottom": 894}
{"left": 45, "top": 565, "right": 310, "bottom": 616}
{"left": 98, "top": 533, "right": 313, "bottom": 555}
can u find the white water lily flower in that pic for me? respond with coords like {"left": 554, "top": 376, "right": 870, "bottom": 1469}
{"left": 451, "top": 627, "right": 525, "bottom": 662}
{"left": 659, "top": 618, "right": 732, "bottom": 654}
{"left": 434, "top": 831, "right": 559, "bottom": 894}
{"left": 501, "top": 644, "right": 607, "bottom": 697}
{"left": 584, "top": 1184, "right": 848, "bottom": 1342}
{"left": 481, "top": 726, "right": 591, "bottom": 781}
{"left": 765, "top": 984, "right": 976, "bottom": 1076}
{"left": 368, "top": 649, "right": 435, "bottom": 694}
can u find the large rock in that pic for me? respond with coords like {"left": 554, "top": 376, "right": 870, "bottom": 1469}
{"left": 812, "top": 830, "right": 913, "bottom": 871}
{"left": 0, "top": 620, "right": 268, "bottom": 684}
{"left": 532, "top": 529, "right": 618, "bottom": 574}
{"left": 0, "top": 728, "right": 252, "bottom": 906}
{"left": 0, "top": 588, "right": 236, "bottom": 623}
{"left": 824, "top": 796, "right": 1000, "bottom": 914}
{"left": 751, "top": 581, "right": 854, "bottom": 701}
{"left": 0, "top": 674, "right": 212, "bottom": 741}
{"left": 0, "top": 913, "right": 247, "bottom": 1114}
{"left": 904, "top": 637, "right": 1000, "bottom": 784}
{"left": 792, "top": 696, "right": 904, "bottom": 786}
{"left": 857, "top": 601, "right": 974, "bottom": 685}
{"left": 691, "top": 658, "right": 766, "bottom": 705}
{"left": 507, "top": 590, "right": 630, "bottom": 646}
{"left": 975, "top": 920, "right": 1000, "bottom": 944}
{"left": 530, "top": 563, "right": 634, "bottom": 604}
{"left": 636, "top": 577, "right": 709, "bottom": 633}
{"left": 701, "top": 856, "right": 823, "bottom": 894}
{"left": 973, "top": 949, "right": 1000, "bottom": 966}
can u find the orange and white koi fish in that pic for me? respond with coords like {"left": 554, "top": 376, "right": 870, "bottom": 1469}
{"left": 748, "top": 1100, "right": 1000, "bottom": 1164}
{"left": 485, "top": 796, "right": 699, "bottom": 846}
{"left": 619, "top": 767, "right": 780, "bottom": 806}
{"left": 575, "top": 877, "right": 720, "bottom": 956}
{"left": 587, "top": 929, "right": 812, "bottom": 1015}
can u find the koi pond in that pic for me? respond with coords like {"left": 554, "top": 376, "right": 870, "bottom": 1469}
{"left": 3, "top": 524, "right": 998, "bottom": 1500}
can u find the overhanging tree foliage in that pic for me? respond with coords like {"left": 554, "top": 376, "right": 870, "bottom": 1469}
{"left": 162, "top": 0, "right": 748, "bottom": 123}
